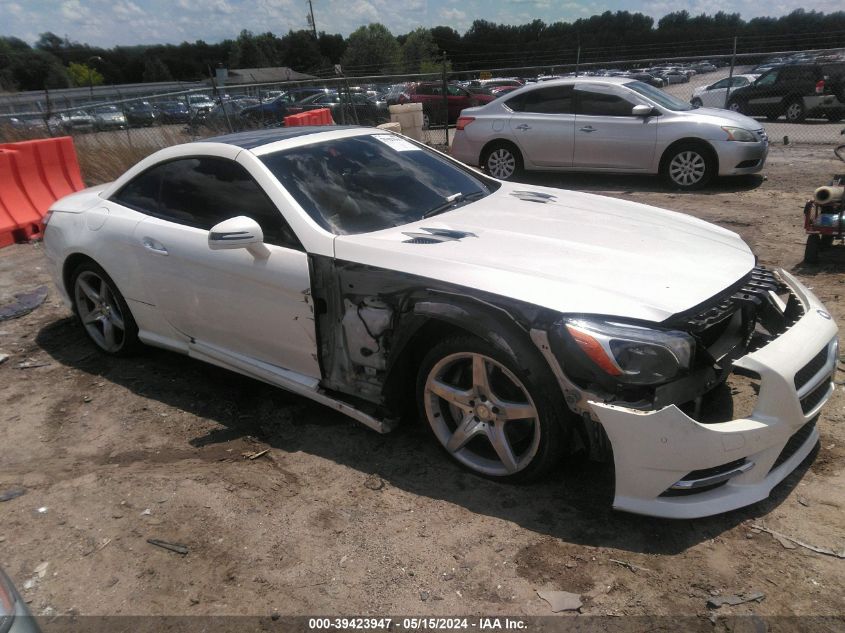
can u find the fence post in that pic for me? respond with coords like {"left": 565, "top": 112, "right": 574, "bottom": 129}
{"left": 441, "top": 54, "right": 449, "bottom": 147}
{"left": 43, "top": 88, "right": 54, "bottom": 137}
{"left": 724, "top": 36, "right": 738, "bottom": 109}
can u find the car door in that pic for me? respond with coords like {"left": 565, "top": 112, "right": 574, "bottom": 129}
{"left": 701, "top": 77, "right": 732, "bottom": 107}
{"left": 505, "top": 85, "right": 576, "bottom": 167}
{"left": 743, "top": 69, "right": 780, "bottom": 115}
{"left": 446, "top": 85, "right": 474, "bottom": 121}
{"left": 117, "top": 154, "right": 320, "bottom": 378}
{"left": 572, "top": 84, "right": 658, "bottom": 170}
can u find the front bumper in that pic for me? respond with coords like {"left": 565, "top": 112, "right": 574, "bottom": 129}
{"left": 589, "top": 270, "right": 838, "bottom": 518}
{"left": 713, "top": 139, "right": 768, "bottom": 176}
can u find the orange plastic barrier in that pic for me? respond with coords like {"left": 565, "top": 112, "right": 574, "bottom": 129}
{"left": 0, "top": 150, "right": 43, "bottom": 245}
{"left": 0, "top": 136, "right": 85, "bottom": 247}
{"left": 284, "top": 108, "right": 334, "bottom": 127}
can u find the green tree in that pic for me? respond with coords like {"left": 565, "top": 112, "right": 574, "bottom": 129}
{"left": 67, "top": 62, "right": 104, "bottom": 87}
{"left": 229, "top": 30, "right": 270, "bottom": 68}
{"left": 341, "top": 24, "right": 400, "bottom": 75}
{"left": 279, "top": 30, "right": 322, "bottom": 72}
{"left": 142, "top": 57, "right": 173, "bottom": 82}
{"left": 400, "top": 28, "right": 439, "bottom": 73}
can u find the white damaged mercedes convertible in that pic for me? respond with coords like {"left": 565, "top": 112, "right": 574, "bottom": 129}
{"left": 43, "top": 126, "right": 839, "bottom": 518}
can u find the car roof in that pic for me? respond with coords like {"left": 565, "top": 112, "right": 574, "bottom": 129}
{"left": 202, "top": 126, "right": 363, "bottom": 150}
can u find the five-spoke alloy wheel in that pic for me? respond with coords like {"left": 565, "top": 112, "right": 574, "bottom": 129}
{"left": 418, "top": 336, "right": 566, "bottom": 482}
{"left": 72, "top": 262, "right": 138, "bottom": 355}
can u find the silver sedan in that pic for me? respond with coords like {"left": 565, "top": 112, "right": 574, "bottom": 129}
{"left": 451, "top": 77, "right": 768, "bottom": 189}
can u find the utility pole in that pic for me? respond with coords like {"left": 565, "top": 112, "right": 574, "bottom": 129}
{"left": 306, "top": 0, "right": 318, "bottom": 39}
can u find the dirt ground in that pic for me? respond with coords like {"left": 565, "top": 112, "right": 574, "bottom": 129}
{"left": 1, "top": 144, "right": 844, "bottom": 627}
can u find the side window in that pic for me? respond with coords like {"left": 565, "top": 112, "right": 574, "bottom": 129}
{"left": 154, "top": 157, "right": 301, "bottom": 250}
{"left": 112, "top": 165, "right": 164, "bottom": 214}
{"left": 576, "top": 90, "right": 636, "bottom": 116}
{"left": 732, "top": 77, "right": 749, "bottom": 87}
{"left": 416, "top": 85, "right": 433, "bottom": 96}
{"left": 709, "top": 78, "right": 730, "bottom": 90}
{"left": 756, "top": 70, "right": 778, "bottom": 86}
{"left": 508, "top": 86, "right": 574, "bottom": 114}
{"left": 446, "top": 85, "right": 466, "bottom": 97}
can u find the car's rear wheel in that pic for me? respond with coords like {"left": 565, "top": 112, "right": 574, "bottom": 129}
{"left": 482, "top": 143, "right": 523, "bottom": 181}
{"left": 784, "top": 99, "right": 806, "bottom": 122}
{"left": 422, "top": 112, "right": 431, "bottom": 129}
{"left": 417, "top": 335, "right": 566, "bottom": 483}
{"left": 661, "top": 143, "right": 715, "bottom": 190}
{"left": 71, "top": 262, "right": 139, "bottom": 356}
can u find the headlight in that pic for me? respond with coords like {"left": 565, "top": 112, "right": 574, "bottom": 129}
{"left": 564, "top": 319, "right": 694, "bottom": 385}
{"left": 722, "top": 126, "right": 757, "bottom": 142}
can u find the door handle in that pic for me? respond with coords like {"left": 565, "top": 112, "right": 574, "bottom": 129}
{"left": 142, "top": 237, "right": 168, "bottom": 255}
{"left": 579, "top": 125, "right": 596, "bottom": 133}
{"left": 515, "top": 124, "right": 532, "bottom": 130}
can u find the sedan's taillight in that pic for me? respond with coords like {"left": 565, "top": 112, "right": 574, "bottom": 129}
{"left": 456, "top": 116, "right": 475, "bottom": 131}
{"left": 815, "top": 79, "right": 825, "bottom": 94}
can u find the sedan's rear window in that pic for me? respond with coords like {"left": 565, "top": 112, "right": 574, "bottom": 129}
{"left": 260, "top": 134, "right": 499, "bottom": 235}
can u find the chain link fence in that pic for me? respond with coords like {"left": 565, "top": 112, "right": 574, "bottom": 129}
{"left": 1, "top": 46, "right": 843, "bottom": 186}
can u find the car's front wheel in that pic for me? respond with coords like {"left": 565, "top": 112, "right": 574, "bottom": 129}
{"left": 71, "top": 262, "right": 139, "bottom": 355}
{"left": 661, "top": 143, "right": 715, "bottom": 190}
{"left": 727, "top": 99, "right": 744, "bottom": 114}
{"left": 482, "top": 143, "right": 523, "bottom": 180}
{"left": 417, "top": 335, "right": 566, "bottom": 482}
{"left": 690, "top": 98, "right": 703, "bottom": 108}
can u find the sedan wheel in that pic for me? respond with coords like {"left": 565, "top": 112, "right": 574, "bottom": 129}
{"left": 665, "top": 147, "right": 712, "bottom": 189}
{"left": 483, "top": 145, "right": 522, "bottom": 180}
{"left": 423, "top": 350, "right": 542, "bottom": 478}
{"left": 72, "top": 264, "right": 138, "bottom": 355}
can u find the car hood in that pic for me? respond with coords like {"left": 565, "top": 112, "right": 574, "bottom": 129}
{"left": 675, "top": 106, "right": 761, "bottom": 129}
{"left": 333, "top": 183, "right": 754, "bottom": 323}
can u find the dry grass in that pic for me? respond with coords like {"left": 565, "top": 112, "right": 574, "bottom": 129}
{"left": 1, "top": 123, "right": 192, "bottom": 186}
{"left": 73, "top": 125, "right": 192, "bottom": 185}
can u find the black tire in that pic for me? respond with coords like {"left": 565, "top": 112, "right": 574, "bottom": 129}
{"left": 661, "top": 142, "right": 715, "bottom": 190}
{"left": 481, "top": 142, "right": 524, "bottom": 181}
{"left": 691, "top": 98, "right": 703, "bottom": 108}
{"left": 727, "top": 99, "right": 745, "bottom": 115}
{"left": 416, "top": 334, "right": 568, "bottom": 483}
{"left": 784, "top": 98, "right": 806, "bottom": 122}
{"left": 804, "top": 234, "right": 820, "bottom": 264}
{"left": 71, "top": 261, "right": 140, "bottom": 356}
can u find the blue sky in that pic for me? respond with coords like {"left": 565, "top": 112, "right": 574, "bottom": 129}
{"left": 1, "top": 0, "right": 842, "bottom": 47}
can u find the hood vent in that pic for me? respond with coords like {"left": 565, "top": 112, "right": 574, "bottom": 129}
{"left": 402, "top": 227, "right": 477, "bottom": 244}
{"left": 510, "top": 190, "right": 557, "bottom": 203}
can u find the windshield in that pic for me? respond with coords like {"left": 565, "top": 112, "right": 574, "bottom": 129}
{"left": 261, "top": 133, "right": 498, "bottom": 235}
{"left": 625, "top": 80, "right": 694, "bottom": 111}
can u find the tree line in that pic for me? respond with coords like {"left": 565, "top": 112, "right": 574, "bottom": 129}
{"left": 1, "top": 8, "right": 844, "bottom": 92}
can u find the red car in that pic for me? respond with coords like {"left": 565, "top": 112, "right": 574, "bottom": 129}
{"left": 398, "top": 82, "right": 495, "bottom": 127}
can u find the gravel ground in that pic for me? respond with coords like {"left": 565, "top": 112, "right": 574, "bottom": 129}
{"left": 0, "top": 143, "right": 843, "bottom": 628}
